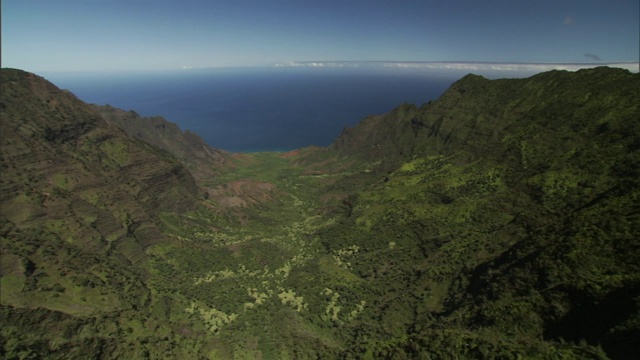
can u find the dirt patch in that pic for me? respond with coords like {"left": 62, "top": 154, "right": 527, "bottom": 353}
{"left": 208, "top": 180, "right": 278, "bottom": 208}
{"left": 280, "top": 149, "right": 301, "bottom": 158}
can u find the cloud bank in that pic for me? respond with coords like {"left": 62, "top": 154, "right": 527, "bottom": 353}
{"left": 274, "top": 61, "right": 639, "bottom": 76}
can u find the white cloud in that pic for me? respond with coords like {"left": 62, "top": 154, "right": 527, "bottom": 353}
{"left": 563, "top": 16, "right": 575, "bottom": 25}
{"left": 274, "top": 61, "right": 639, "bottom": 75}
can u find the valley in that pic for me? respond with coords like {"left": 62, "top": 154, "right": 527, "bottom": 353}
{"left": 1, "top": 67, "right": 639, "bottom": 359}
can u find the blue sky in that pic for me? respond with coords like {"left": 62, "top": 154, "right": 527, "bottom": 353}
{"left": 2, "top": 0, "right": 638, "bottom": 72}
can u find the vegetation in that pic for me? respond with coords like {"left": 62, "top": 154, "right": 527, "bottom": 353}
{"left": 1, "top": 67, "right": 638, "bottom": 359}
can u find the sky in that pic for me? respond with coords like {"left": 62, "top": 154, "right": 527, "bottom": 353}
{"left": 2, "top": 0, "right": 639, "bottom": 73}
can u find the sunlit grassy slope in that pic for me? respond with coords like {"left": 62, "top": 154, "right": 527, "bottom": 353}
{"left": 2, "top": 67, "right": 639, "bottom": 359}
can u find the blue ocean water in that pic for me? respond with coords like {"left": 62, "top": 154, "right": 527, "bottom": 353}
{"left": 44, "top": 67, "right": 460, "bottom": 152}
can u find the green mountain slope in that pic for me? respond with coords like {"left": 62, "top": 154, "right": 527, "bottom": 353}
{"left": 314, "top": 67, "right": 640, "bottom": 358}
{"left": 0, "top": 69, "right": 206, "bottom": 358}
{"left": 1, "top": 67, "right": 638, "bottom": 359}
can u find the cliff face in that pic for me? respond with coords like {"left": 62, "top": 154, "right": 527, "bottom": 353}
{"left": 0, "top": 69, "right": 199, "bottom": 312}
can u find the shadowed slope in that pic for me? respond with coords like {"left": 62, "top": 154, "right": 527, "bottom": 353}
{"left": 1, "top": 68, "right": 198, "bottom": 315}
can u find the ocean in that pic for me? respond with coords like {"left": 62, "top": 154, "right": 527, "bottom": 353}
{"left": 43, "top": 67, "right": 468, "bottom": 152}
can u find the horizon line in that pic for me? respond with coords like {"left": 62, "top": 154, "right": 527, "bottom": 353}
{"left": 28, "top": 60, "right": 640, "bottom": 74}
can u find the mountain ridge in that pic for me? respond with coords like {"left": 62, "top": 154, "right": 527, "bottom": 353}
{"left": 90, "top": 104, "right": 241, "bottom": 184}
{"left": 330, "top": 67, "right": 638, "bottom": 163}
